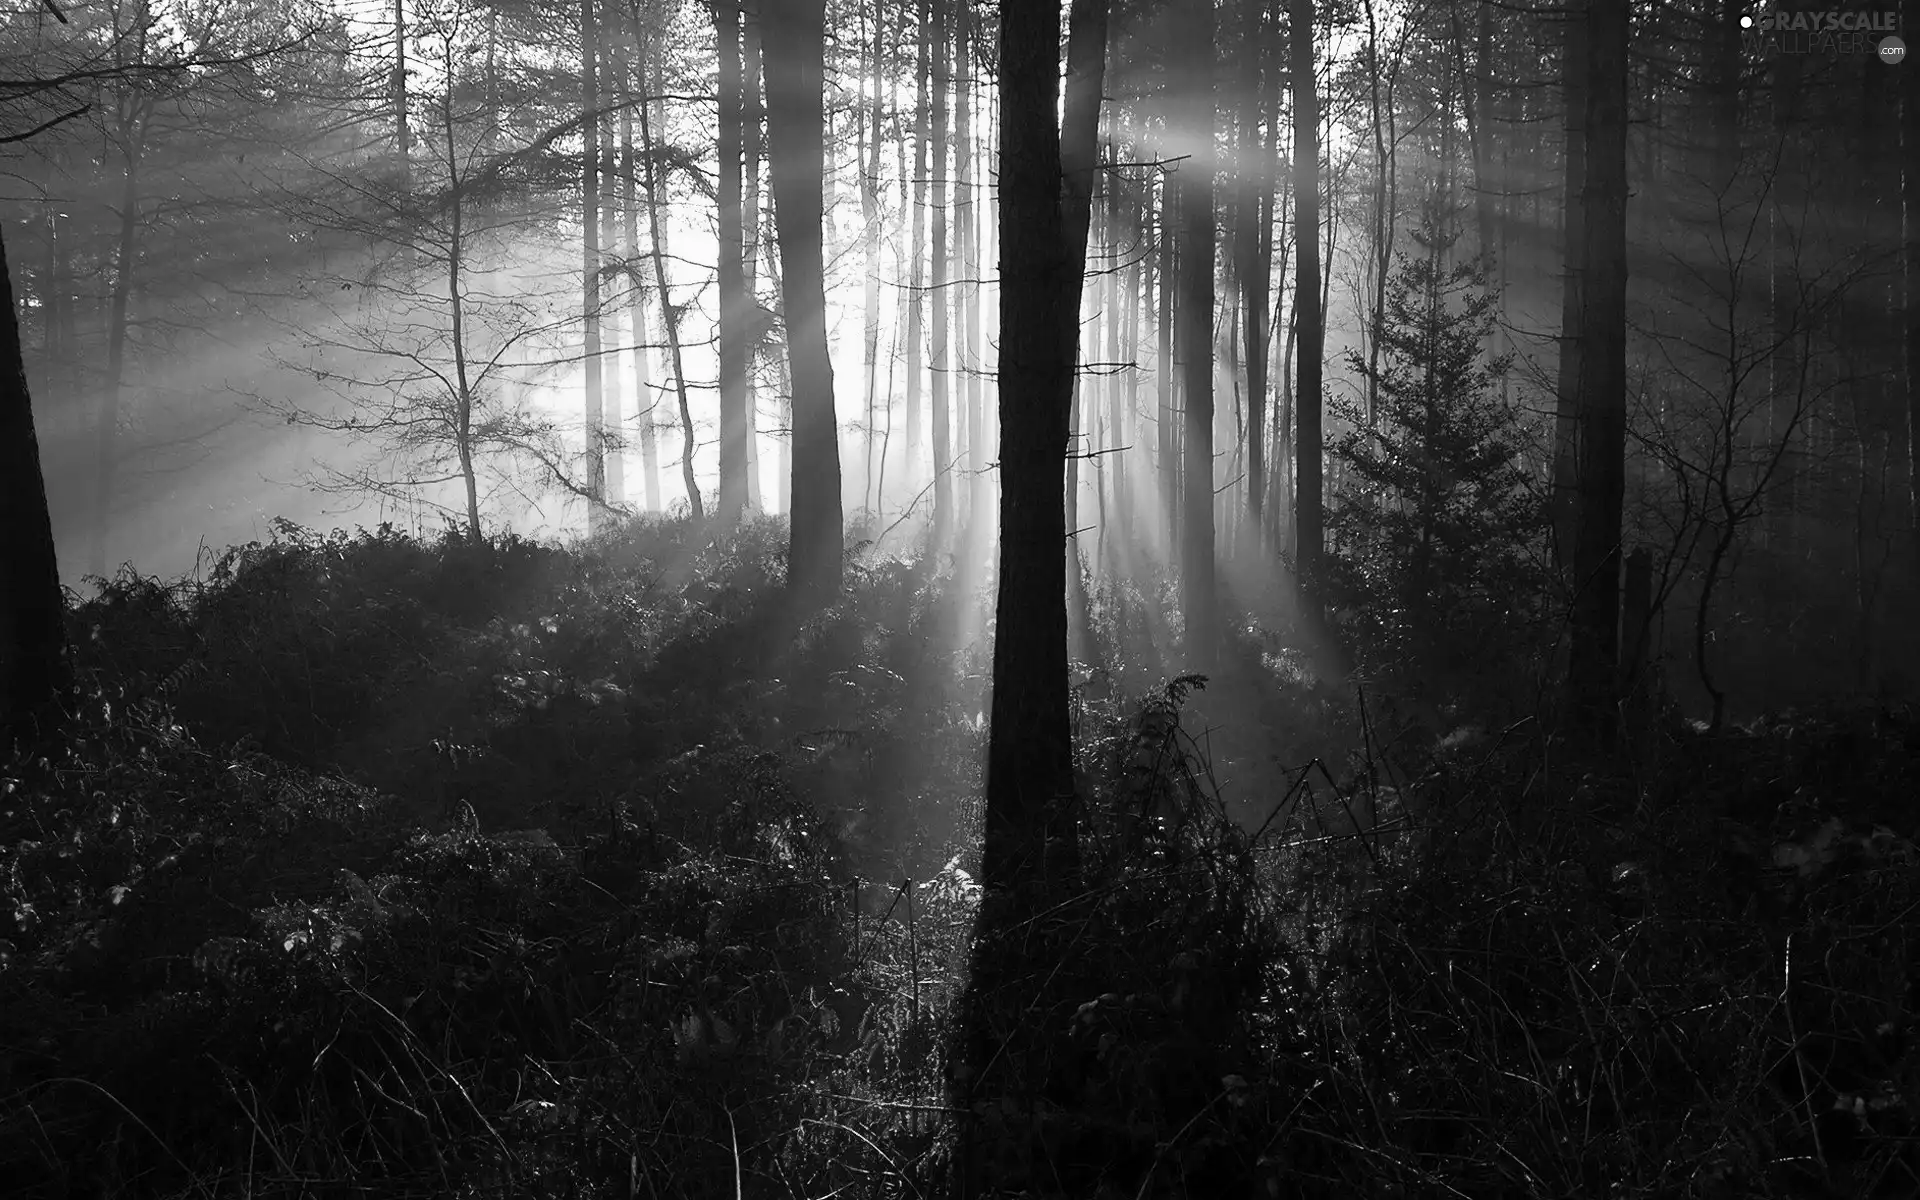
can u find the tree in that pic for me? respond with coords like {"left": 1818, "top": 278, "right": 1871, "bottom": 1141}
{"left": 929, "top": 0, "right": 953, "bottom": 550}
{"left": 1290, "top": 0, "right": 1324, "bottom": 580}
{"left": 1565, "top": 0, "right": 1628, "bottom": 728}
{"left": 1329, "top": 186, "right": 1537, "bottom": 684}
{"left": 1177, "top": 0, "right": 1216, "bottom": 669}
{"left": 1237, "top": 0, "right": 1273, "bottom": 541}
{"left": 581, "top": 0, "right": 607, "bottom": 532}
{"left": 716, "top": 0, "right": 751, "bottom": 527}
{"left": 1, "top": 225, "right": 68, "bottom": 752}
{"left": 764, "top": 0, "right": 842, "bottom": 600}
{"left": 1550, "top": 0, "right": 1586, "bottom": 567}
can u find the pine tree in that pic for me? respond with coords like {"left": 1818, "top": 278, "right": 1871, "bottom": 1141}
{"left": 1329, "top": 183, "right": 1541, "bottom": 679}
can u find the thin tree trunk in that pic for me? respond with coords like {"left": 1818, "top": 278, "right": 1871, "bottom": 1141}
{"left": 860, "top": 0, "right": 884, "bottom": 511}
{"left": 438, "top": 92, "right": 482, "bottom": 538}
{"left": 1158, "top": 172, "right": 1179, "bottom": 559}
{"left": 717, "top": 0, "right": 750, "bottom": 526}
{"left": 621, "top": 9, "right": 661, "bottom": 513}
{"left": 1178, "top": 0, "right": 1216, "bottom": 669}
{"left": 636, "top": 35, "right": 702, "bottom": 520}
{"left": 765, "top": 0, "right": 843, "bottom": 598}
{"left": 744, "top": 4, "right": 765, "bottom": 513}
{"left": 906, "top": 0, "right": 931, "bottom": 478}
{"left": 91, "top": 130, "right": 142, "bottom": 578}
{"left": 930, "top": 0, "right": 953, "bottom": 550}
{"left": 1290, "top": 0, "right": 1323, "bottom": 580}
{"left": 1239, "top": 0, "right": 1270, "bottom": 543}
{"left": 582, "top": 0, "right": 606, "bottom": 532}
{"left": 602, "top": 20, "right": 625, "bottom": 508}
{"left": 957, "top": 0, "right": 984, "bottom": 542}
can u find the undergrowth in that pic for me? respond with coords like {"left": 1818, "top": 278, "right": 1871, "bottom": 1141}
{"left": 2, "top": 517, "right": 1916, "bottom": 1198}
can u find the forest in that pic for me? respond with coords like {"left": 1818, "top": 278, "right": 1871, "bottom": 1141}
{"left": 1, "top": 0, "right": 1918, "bottom": 1196}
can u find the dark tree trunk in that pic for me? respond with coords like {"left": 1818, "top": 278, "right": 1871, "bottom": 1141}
{"left": 1157, "top": 174, "right": 1179, "bottom": 558}
{"left": 716, "top": 0, "right": 750, "bottom": 527}
{"left": 1566, "top": 0, "right": 1628, "bottom": 730}
{"left": 620, "top": 7, "right": 661, "bottom": 513}
{"left": 906, "top": 0, "right": 931, "bottom": 477}
{"left": 860, "top": 0, "right": 885, "bottom": 511}
{"left": 1238, "top": 0, "right": 1270, "bottom": 541}
{"left": 1551, "top": 0, "right": 1586, "bottom": 569}
{"left": 581, "top": 0, "right": 606, "bottom": 532}
{"left": 0, "top": 226, "right": 68, "bottom": 752}
{"left": 1289, "top": 0, "right": 1323, "bottom": 579}
{"left": 930, "top": 0, "right": 952, "bottom": 550}
{"left": 744, "top": 5, "right": 765, "bottom": 512}
{"left": 1178, "top": 0, "right": 1216, "bottom": 670}
{"left": 601, "top": 19, "right": 625, "bottom": 508}
{"left": 765, "top": 0, "right": 843, "bottom": 600}
{"left": 635, "top": 45, "right": 702, "bottom": 520}
{"left": 1908, "top": 7, "right": 1920, "bottom": 566}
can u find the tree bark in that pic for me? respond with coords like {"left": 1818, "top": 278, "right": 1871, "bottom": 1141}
{"left": 930, "top": 0, "right": 953, "bottom": 551}
{"left": 1238, "top": 0, "right": 1270, "bottom": 541}
{"left": 859, "top": 0, "right": 885, "bottom": 512}
{"left": 717, "top": 0, "right": 750, "bottom": 527}
{"left": 765, "top": 0, "right": 843, "bottom": 599}
{"left": 581, "top": 0, "right": 606, "bottom": 533}
{"left": 1178, "top": 0, "right": 1217, "bottom": 669}
{"left": 1289, "top": 0, "right": 1323, "bottom": 579}
{"left": 601, "top": 23, "right": 625, "bottom": 509}
{"left": 635, "top": 39, "right": 702, "bottom": 520}
{"left": 744, "top": 4, "right": 765, "bottom": 513}
{"left": 1551, "top": 0, "right": 1586, "bottom": 569}
{"left": 1566, "top": 0, "right": 1628, "bottom": 730}
{"left": 0, "top": 225, "right": 68, "bottom": 752}
{"left": 906, "top": 0, "right": 931, "bottom": 479}
{"left": 621, "top": 9, "right": 661, "bottom": 513}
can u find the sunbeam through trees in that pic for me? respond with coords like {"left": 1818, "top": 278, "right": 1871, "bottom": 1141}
{"left": 4, "top": 0, "right": 1920, "bottom": 1196}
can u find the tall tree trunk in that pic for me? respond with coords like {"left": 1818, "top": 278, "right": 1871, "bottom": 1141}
{"left": 906, "top": 0, "right": 931, "bottom": 479}
{"left": 91, "top": 127, "right": 142, "bottom": 578}
{"left": 1907, "top": 6, "right": 1920, "bottom": 567}
{"left": 930, "top": 0, "right": 953, "bottom": 551}
{"left": 0, "top": 225, "right": 69, "bottom": 751}
{"left": 1158, "top": 173, "right": 1179, "bottom": 558}
{"left": 717, "top": 0, "right": 750, "bottom": 527}
{"left": 442, "top": 93, "right": 482, "bottom": 537}
{"left": 1178, "top": 0, "right": 1216, "bottom": 669}
{"left": 393, "top": 0, "right": 411, "bottom": 183}
{"left": 766, "top": 0, "right": 843, "bottom": 598}
{"left": 1238, "top": 0, "right": 1270, "bottom": 542}
{"left": 958, "top": 1, "right": 1095, "bottom": 1192}
{"left": 957, "top": 0, "right": 985, "bottom": 543}
{"left": 602, "top": 20, "right": 625, "bottom": 508}
{"left": 1566, "top": 0, "right": 1628, "bottom": 729}
{"left": 1551, "top": 0, "right": 1586, "bottom": 568}
{"left": 1289, "top": 0, "right": 1323, "bottom": 580}
{"left": 860, "top": 0, "right": 885, "bottom": 511}
{"left": 744, "top": 3, "right": 765, "bottom": 513}
{"left": 636, "top": 34, "right": 702, "bottom": 519}
{"left": 621, "top": 10, "right": 661, "bottom": 513}
{"left": 581, "top": 0, "right": 606, "bottom": 533}
{"left": 985, "top": 0, "right": 1099, "bottom": 943}
{"left": 1104, "top": 135, "right": 1126, "bottom": 561}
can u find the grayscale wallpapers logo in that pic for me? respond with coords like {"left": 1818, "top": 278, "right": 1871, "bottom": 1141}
{"left": 1738, "top": 8, "right": 1904, "bottom": 58}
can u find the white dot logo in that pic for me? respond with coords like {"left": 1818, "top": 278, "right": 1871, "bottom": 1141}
{"left": 1881, "top": 35, "right": 1907, "bottom": 64}
{"left": 1740, "top": 14, "right": 1754, "bottom": 28}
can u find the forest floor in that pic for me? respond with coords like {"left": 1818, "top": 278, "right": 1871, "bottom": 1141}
{"left": 3, "top": 517, "right": 1918, "bottom": 1198}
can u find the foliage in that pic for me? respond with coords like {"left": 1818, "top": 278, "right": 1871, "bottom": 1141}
{"left": 7, "top": 518, "right": 1920, "bottom": 1198}
{"left": 1326, "top": 188, "right": 1547, "bottom": 697}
